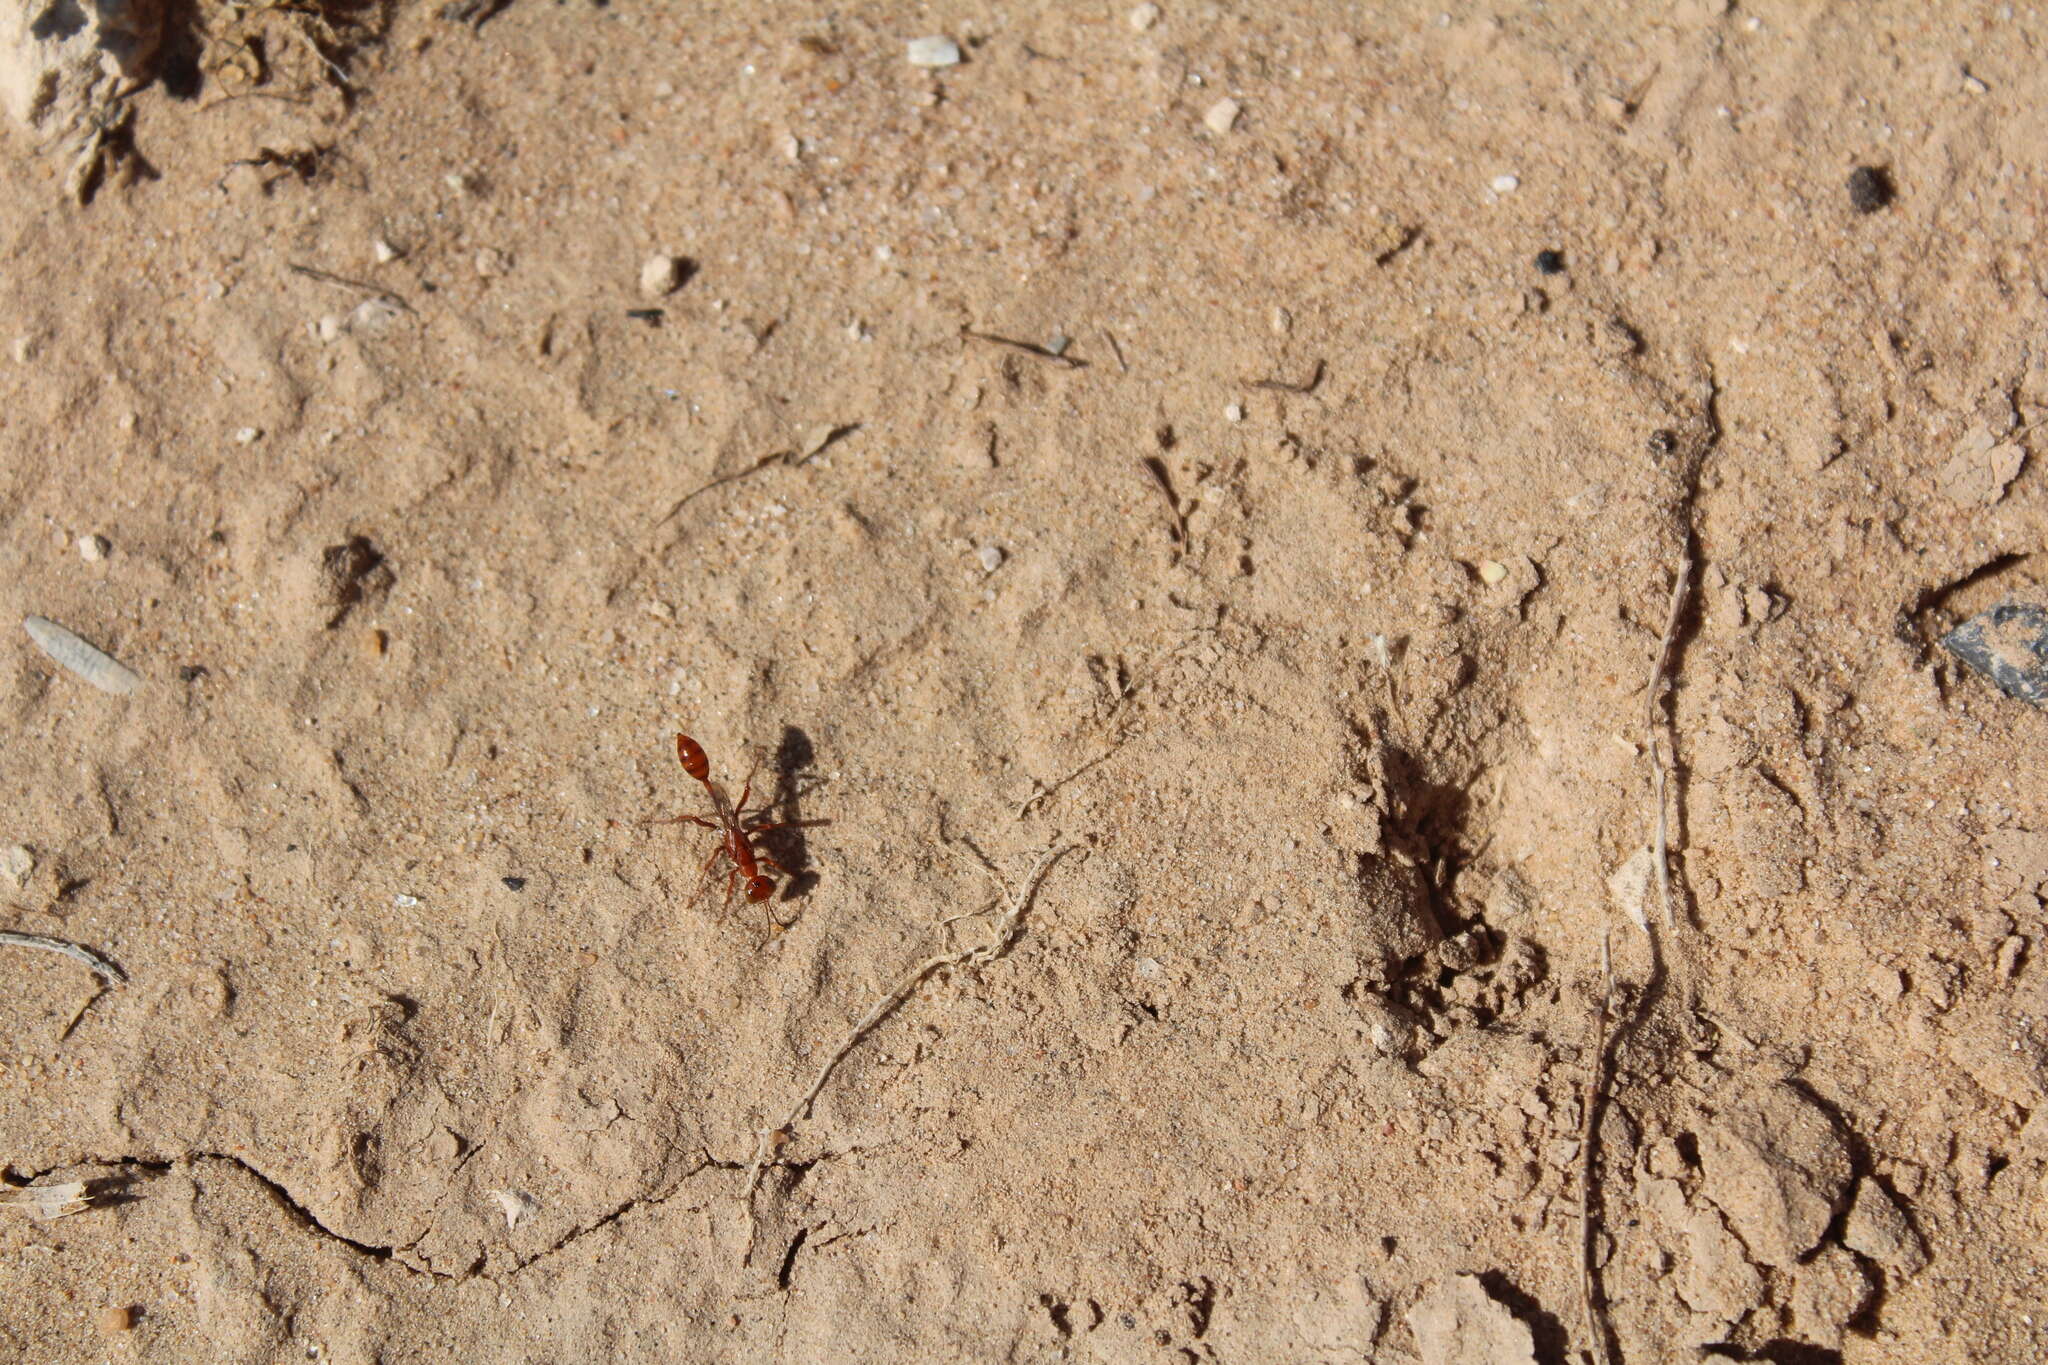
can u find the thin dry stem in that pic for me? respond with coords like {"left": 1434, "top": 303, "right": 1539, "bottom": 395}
{"left": 740, "top": 842, "right": 1072, "bottom": 1263}
{"left": 0, "top": 929, "right": 126, "bottom": 985}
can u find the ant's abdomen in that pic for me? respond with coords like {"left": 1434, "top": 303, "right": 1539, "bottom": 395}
{"left": 675, "top": 732, "right": 711, "bottom": 782}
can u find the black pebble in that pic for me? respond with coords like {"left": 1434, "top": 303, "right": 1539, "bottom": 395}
{"left": 502, "top": 876, "right": 527, "bottom": 891}
{"left": 1847, "top": 166, "right": 1893, "bottom": 213}
{"left": 1533, "top": 249, "right": 1565, "bottom": 275}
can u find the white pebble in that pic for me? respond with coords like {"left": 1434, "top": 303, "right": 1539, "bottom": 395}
{"left": 372, "top": 237, "right": 402, "bottom": 264}
{"left": 977, "top": 544, "right": 1005, "bottom": 573}
{"left": 639, "top": 253, "right": 682, "bottom": 298}
{"left": 906, "top": 36, "right": 961, "bottom": 68}
{"left": 317, "top": 315, "right": 345, "bottom": 344}
{"left": 1270, "top": 306, "right": 1292, "bottom": 335}
{"left": 234, "top": 426, "right": 260, "bottom": 444}
{"left": 77, "top": 534, "right": 108, "bottom": 562}
{"left": 1204, "top": 97, "right": 1242, "bottom": 134}
{"left": 1224, "top": 403, "right": 1244, "bottom": 422}
{"left": 351, "top": 298, "right": 403, "bottom": 334}
{"left": 10, "top": 335, "right": 35, "bottom": 365}
{"left": 1128, "top": 2, "right": 1161, "bottom": 31}
{"left": 0, "top": 844, "right": 31, "bottom": 887}
{"left": 492, "top": 1189, "right": 538, "bottom": 1231}
{"left": 394, "top": 893, "right": 421, "bottom": 908}
{"left": 1491, "top": 173, "right": 1521, "bottom": 193}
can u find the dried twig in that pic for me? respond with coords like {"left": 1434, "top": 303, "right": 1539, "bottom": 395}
{"left": 286, "top": 262, "right": 413, "bottom": 313}
{"left": 1248, "top": 358, "right": 1325, "bottom": 394}
{"left": 0, "top": 929, "right": 126, "bottom": 986}
{"left": 960, "top": 328, "right": 1088, "bottom": 368}
{"left": 1102, "top": 330, "right": 1129, "bottom": 373}
{"left": 740, "top": 843, "right": 1074, "bottom": 1263}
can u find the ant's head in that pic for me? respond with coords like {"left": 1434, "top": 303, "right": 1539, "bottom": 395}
{"left": 744, "top": 874, "right": 776, "bottom": 903}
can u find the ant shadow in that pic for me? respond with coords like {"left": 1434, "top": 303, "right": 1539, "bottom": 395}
{"left": 756, "top": 726, "right": 829, "bottom": 915}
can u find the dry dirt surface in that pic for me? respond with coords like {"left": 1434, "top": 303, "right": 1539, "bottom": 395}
{"left": 2, "top": 3, "right": 2045, "bottom": 1362}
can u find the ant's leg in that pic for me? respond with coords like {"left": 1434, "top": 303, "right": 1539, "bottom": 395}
{"left": 757, "top": 853, "right": 789, "bottom": 877}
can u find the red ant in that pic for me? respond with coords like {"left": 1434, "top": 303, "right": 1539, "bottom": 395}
{"left": 655, "top": 732, "right": 793, "bottom": 926}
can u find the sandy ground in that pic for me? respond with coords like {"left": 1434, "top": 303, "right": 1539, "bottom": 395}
{"left": 1, "top": 2, "right": 2045, "bottom": 1361}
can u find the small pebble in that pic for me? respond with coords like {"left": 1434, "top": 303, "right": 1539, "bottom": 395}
{"left": 317, "top": 315, "right": 345, "bottom": 343}
{"left": 0, "top": 844, "right": 31, "bottom": 887}
{"left": 502, "top": 876, "right": 527, "bottom": 891}
{"left": 906, "top": 36, "right": 961, "bottom": 68}
{"left": 1534, "top": 249, "right": 1565, "bottom": 274}
{"left": 351, "top": 298, "right": 403, "bottom": 334}
{"left": 372, "top": 237, "right": 402, "bottom": 264}
{"left": 1129, "top": 2, "right": 1161, "bottom": 31}
{"left": 1270, "top": 306, "right": 1292, "bottom": 335}
{"left": 1204, "top": 97, "right": 1242, "bottom": 134}
{"left": 394, "top": 893, "right": 421, "bottom": 908}
{"left": 1224, "top": 403, "right": 1244, "bottom": 422}
{"left": 1491, "top": 173, "right": 1520, "bottom": 194}
{"left": 98, "top": 1305, "right": 137, "bottom": 1335}
{"left": 475, "top": 247, "right": 509, "bottom": 278}
{"left": 977, "top": 544, "right": 1005, "bottom": 573}
{"left": 234, "top": 426, "right": 260, "bottom": 445}
{"left": 10, "top": 335, "right": 34, "bottom": 364}
{"left": 77, "top": 534, "right": 109, "bottom": 562}
{"left": 639, "top": 253, "right": 683, "bottom": 298}
{"left": 1846, "top": 165, "right": 1893, "bottom": 213}
{"left": 1477, "top": 559, "right": 1509, "bottom": 585}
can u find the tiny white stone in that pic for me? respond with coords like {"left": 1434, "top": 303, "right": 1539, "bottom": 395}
{"left": 372, "top": 237, "right": 402, "bottom": 264}
{"left": 977, "top": 544, "right": 1005, "bottom": 573}
{"left": 394, "top": 893, "right": 421, "bottom": 908}
{"left": 639, "top": 253, "right": 682, "bottom": 298}
{"left": 0, "top": 844, "right": 31, "bottom": 887}
{"left": 351, "top": 298, "right": 403, "bottom": 334}
{"left": 1270, "top": 306, "right": 1292, "bottom": 335}
{"left": 907, "top": 36, "right": 961, "bottom": 68}
{"left": 1477, "top": 559, "right": 1508, "bottom": 585}
{"left": 317, "top": 315, "right": 345, "bottom": 343}
{"left": 234, "top": 427, "right": 261, "bottom": 444}
{"left": 1129, "top": 2, "right": 1161, "bottom": 31}
{"left": 490, "top": 1189, "right": 538, "bottom": 1231}
{"left": 77, "top": 534, "right": 108, "bottom": 562}
{"left": 10, "top": 335, "right": 34, "bottom": 364}
{"left": 1491, "top": 173, "right": 1520, "bottom": 193}
{"left": 1204, "top": 97, "right": 1242, "bottom": 134}
{"left": 1225, "top": 403, "right": 1244, "bottom": 422}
